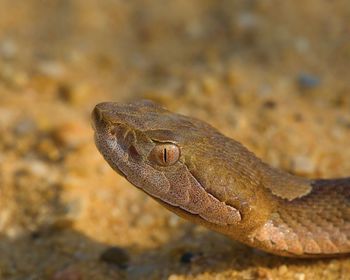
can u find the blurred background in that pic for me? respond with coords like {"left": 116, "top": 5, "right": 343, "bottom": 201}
{"left": 0, "top": 1, "right": 349, "bottom": 279}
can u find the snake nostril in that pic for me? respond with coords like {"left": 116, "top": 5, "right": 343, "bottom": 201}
{"left": 93, "top": 105, "right": 103, "bottom": 120}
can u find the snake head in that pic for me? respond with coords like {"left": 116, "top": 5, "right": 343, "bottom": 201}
{"left": 92, "top": 100, "right": 242, "bottom": 225}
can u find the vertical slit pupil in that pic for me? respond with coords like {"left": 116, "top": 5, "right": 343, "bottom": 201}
{"left": 164, "top": 148, "right": 167, "bottom": 163}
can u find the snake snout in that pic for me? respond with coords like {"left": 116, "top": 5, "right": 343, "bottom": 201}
{"left": 91, "top": 104, "right": 111, "bottom": 132}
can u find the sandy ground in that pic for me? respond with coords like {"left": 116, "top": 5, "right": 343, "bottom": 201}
{"left": 0, "top": 1, "right": 350, "bottom": 279}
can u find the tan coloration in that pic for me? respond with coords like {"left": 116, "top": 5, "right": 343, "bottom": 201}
{"left": 92, "top": 100, "right": 350, "bottom": 257}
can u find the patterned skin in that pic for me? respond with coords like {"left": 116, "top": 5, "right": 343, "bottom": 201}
{"left": 92, "top": 100, "right": 350, "bottom": 257}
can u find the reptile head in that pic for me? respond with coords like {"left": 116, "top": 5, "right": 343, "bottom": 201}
{"left": 92, "top": 100, "right": 242, "bottom": 225}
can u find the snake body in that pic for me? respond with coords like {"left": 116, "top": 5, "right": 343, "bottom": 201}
{"left": 92, "top": 100, "right": 350, "bottom": 257}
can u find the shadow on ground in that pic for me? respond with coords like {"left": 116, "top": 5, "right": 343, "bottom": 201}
{"left": 0, "top": 216, "right": 334, "bottom": 279}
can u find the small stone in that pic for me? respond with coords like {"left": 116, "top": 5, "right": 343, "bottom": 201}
{"left": 180, "top": 252, "right": 196, "bottom": 264}
{"left": 262, "top": 100, "right": 277, "bottom": 109}
{"left": 295, "top": 38, "right": 310, "bottom": 53}
{"left": 6, "top": 225, "right": 23, "bottom": 239}
{"left": 38, "top": 60, "right": 66, "bottom": 78}
{"left": 226, "top": 69, "right": 239, "bottom": 87}
{"left": 236, "top": 13, "right": 259, "bottom": 30}
{"left": 136, "top": 213, "right": 155, "bottom": 227}
{"left": 291, "top": 155, "right": 316, "bottom": 175}
{"left": 168, "top": 275, "right": 182, "bottom": 280}
{"left": 293, "top": 113, "right": 304, "bottom": 122}
{"left": 0, "top": 65, "right": 28, "bottom": 88}
{"left": 52, "top": 266, "right": 82, "bottom": 280}
{"left": 13, "top": 119, "right": 37, "bottom": 136}
{"left": 331, "top": 127, "right": 345, "bottom": 140}
{"left": 294, "top": 272, "right": 305, "bottom": 280}
{"left": 168, "top": 214, "right": 179, "bottom": 227}
{"left": 297, "top": 73, "right": 320, "bottom": 89}
{"left": 58, "top": 83, "right": 90, "bottom": 105}
{"left": 278, "top": 265, "right": 288, "bottom": 275}
{"left": 186, "top": 20, "right": 205, "bottom": 39}
{"left": 129, "top": 204, "right": 141, "bottom": 215}
{"left": 0, "top": 39, "right": 17, "bottom": 59}
{"left": 336, "top": 116, "right": 350, "bottom": 129}
{"left": 100, "top": 246, "right": 130, "bottom": 269}
{"left": 0, "top": 210, "right": 11, "bottom": 232}
{"left": 255, "top": 267, "right": 272, "bottom": 280}
{"left": 52, "top": 122, "right": 89, "bottom": 148}
{"left": 64, "top": 199, "right": 82, "bottom": 219}
{"left": 201, "top": 76, "right": 219, "bottom": 95}
{"left": 12, "top": 71, "right": 29, "bottom": 87}
{"left": 37, "top": 138, "right": 62, "bottom": 161}
{"left": 180, "top": 252, "right": 194, "bottom": 264}
{"left": 185, "top": 80, "right": 201, "bottom": 97}
{"left": 28, "top": 160, "right": 50, "bottom": 177}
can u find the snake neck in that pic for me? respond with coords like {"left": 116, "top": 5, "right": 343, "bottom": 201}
{"left": 249, "top": 177, "right": 350, "bottom": 256}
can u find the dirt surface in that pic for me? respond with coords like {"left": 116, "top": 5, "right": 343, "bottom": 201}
{"left": 1, "top": 1, "right": 350, "bottom": 279}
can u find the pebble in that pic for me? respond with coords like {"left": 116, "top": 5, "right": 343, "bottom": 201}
{"left": 0, "top": 210, "right": 11, "bottom": 232}
{"left": 294, "top": 272, "right": 305, "bottom": 280}
{"left": 37, "top": 138, "right": 62, "bottom": 161}
{"left": 0, "top": 39, "right": 17, "bottom": 60}
{"left": 185, "top": 80, "right": 201, "bottom": 97}
{"left": 255, "top": 267, "right": 272, "bottom": 280}
{"left": 136, "top": 213, "right": 155, "bottom": 227}
{"left": 236, "top": 13, "right": 259, "bottom": 31}
{"left": 127, "top": 263, "right": 161, "bottom": 279}
{"left": 52, "top": 266, "right": 82, "bottom": 280}
{"left": 6, "top": 225, "right": 23, "bottom": 239}
{"left": 185, "top": 20, "right": 205, "bottom": 39}
{"left": 168, "top": 214, "right": 180, "bottom": 227}
{"left": 295, "top": 38, "right": 310, "bottom": 53}
{"left": 180, "top": 252, "right": 195, "bottom": 264}
{"left": 226, "top": 68, "right": 239, "bottom": 87}
{"left": 297, "top": 73, "right": 321, "bottom": 89}
{"left": 63, "top": 199, "right": 82, "bottom": 219}
{"left": 38, "top": 60, "right": 66, "bottom": 78}
{"left": 179, "top": 251, "right": 203, "bottom": 264}
{"left": 28, "top": 160, "right": 50, "bottom": 178}
{"left": 58, "top": 83, "right": 90, "bottom": 105}
{"left": 129, "top": 204, "right": 141, "bottom": 215}
{"left": 52, "top": 122, "right": 90, "bottom": 148}
{"left": 331, "top": 127, "right": 345, "bottom": 140}
{"left": 291, "top": 155, "right": 316, "bottom": 175}
{"left": 100, "top": 246, "right": 130, "bottom": 269}
{"left": 336, "top": 116, "right": 350, "bottom": 129}
{"left": 262, "top": 100, "right": 277, "bottom": 110}
{"left": 278, "top": 265, "right": 288, "bottom": 275}
{"left": 0, "top": 64, "right": 29, "bottom": 88}
{"left": 168, "top": 275, "right": 182, "bottom": 280}
{"left": 201, "top": 76, "right": 219, "bottom": 95}
{"left": 13, "top": 119, "right": 37, "bottom": 136}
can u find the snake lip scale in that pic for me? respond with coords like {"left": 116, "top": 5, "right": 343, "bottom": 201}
{"left": 92, "top": 100, "right": 350, "bottom": 258}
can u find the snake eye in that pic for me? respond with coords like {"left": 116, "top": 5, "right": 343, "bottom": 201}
{"left": 149, "top": 143, "right": 180, "bottom": 166}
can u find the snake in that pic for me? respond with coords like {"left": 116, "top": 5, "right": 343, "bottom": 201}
{"left": 91, "top": 100, "right": 350, "bottom": 257}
